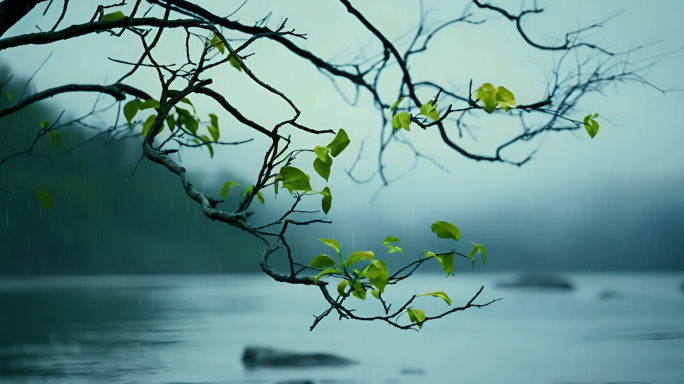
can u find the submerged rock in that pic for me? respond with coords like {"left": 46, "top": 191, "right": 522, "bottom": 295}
{"left": 400, "top": 368, "right": 425, "bottom": 375}
{"left": 242, "top": 346, "right": 355, "bottom": 368}
{"left": 496, "top": 273, "right": 573, "bottom": 290}
{"left": 598, "top": 290, "right": 624, "bottom": 300}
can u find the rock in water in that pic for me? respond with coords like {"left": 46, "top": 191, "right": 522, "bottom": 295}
{"left": 242, "top": 346, "right": 355, "bottom": 368}
{"left": 496, "top": 273, "right": 573, "bottom": 290}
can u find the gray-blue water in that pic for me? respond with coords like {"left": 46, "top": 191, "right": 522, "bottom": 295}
{"left": 0, "top": 273, "right": 682, "bottom": 384}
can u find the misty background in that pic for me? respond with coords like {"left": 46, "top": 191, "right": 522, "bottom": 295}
{"left": 1, "top": 0, "right": 683, "bottom": 276}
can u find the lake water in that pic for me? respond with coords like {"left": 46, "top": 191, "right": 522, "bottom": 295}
{"left": 0, "top": 273, "right": 682, "bottom": 384}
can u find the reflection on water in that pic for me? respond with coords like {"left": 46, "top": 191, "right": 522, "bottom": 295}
{"left": 0, "top": 273, "right": 682, "bottom": 383}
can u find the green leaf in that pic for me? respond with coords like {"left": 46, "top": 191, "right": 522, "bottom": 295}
{"left": 180, "top": 97, "right": 194, "bottom": 109}
{"left": 310, "top": 254, "right": 336, "bottom": 268}
{"left": 139, "top": 99, "right": 160, "bottom": 110}
{"left": 318, "top": 238, "right": 342, "bottom": 261}
{"left": 220, "top": 181, "right": 240, "bottom": 200}
{"left": 419, "top": 101, "right": 439, "bottom": 121}
{"left": 199, "top": 135, "right": 213, "bottom": 158}
{"left": 50, "top": 131, "right": 61, "bottom": 147}
{"left": 35, "top": 190, "right": 54, "bottom": 210}
{"left": 176, "top": 107, "right": 198, "bottom": 134}
{"left": 430, "top": 221, "right": 461, "bottom": 242}
{"left": 426, "top": 252, "right": 455, "bottom": 276}
{"left": 382, "top": 236, "right": 401, "bottom": 245}
{"left": 207, "top": 125, "right": 220, "bottom": 142}
{"left": 390, "top": 97, "right": 404, "bottom": 111}
{"left": 366, "top": 260, "right": 388, "bottom": 292}
{"left": 345, "top": 251, "right": 374, "bottom": 269}
{"left": 495, "top": 86, "right": 517, "bottom": 111}
{"left": 313, "top": 156, "right": 332, "bottom": 182}
{"left": 39, "top": 119, "right": 50, "bottom": 129}
{"left": 141, "top": 115, "right": 157, "bottom": 137}
{"left": 416, "top": 291, "right": 452, "bottom": 306}
{"left": 382, "top": 236, "right": 403, "bottom": 254}
{"left": 477, "top": 83, "right": 498, "bottom": 114}
{"left": 6, "top": 91, "right": 11, "bottom": 102}
{"left": 280, "top": 166, "right": 313, "bottom": 192}
{"left": 313, "top": 268, "right": 339, "bottom": 284}
{"left": 371, "top": 289, "right": 381, "bottom": 299}
{"left": 103, "top": 11, "right": 125, "bottom": 21}
{"left": 209, "top": 34, "right": 225, "bottom": 54}
{"left": 466, "top": 242, "right": 487, "bottom": 265}
{"left": 313, "top": 145, "right": 331, "bottom": 162}
{"left": 228, "top": 54, "right": 242, "bottom": 72}
{"left": 124, "top": 99, "right": 142, "bottom": 123}
{"left": 241, "top": 185, "right": 263, "bottom": 204}
{"left": 407, "top": 308, "right": 426, "bottom": 329}
{"left": 391, "top": 112, "right": 411, "bottom": 131}
{"left": 337, "top": 280, "right": 350, "bottom": 297}
{"left": 351, "top": 281, "right": 366, "bottom": 300}
{"left": 326, "top": 129, "right": 350, "bottom": 157}
{"left": 209, "top": 113, "right": 219, "bottom": 129}
{"left": 321, "top": 187, "right": 332, "bottom": 215}
{"left": 387, "top": 246, "right": 403, "bottom": 255}
{"left": 274, "top": 175, "right": 281, "bottom": 196}
{"left": 165, "top": 114, "right": 175, "bottom": 131}
{"left": 584, "top": 114, "right": 599, "bottom": 139}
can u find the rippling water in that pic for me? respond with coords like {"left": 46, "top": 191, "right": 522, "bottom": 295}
{"left": 0, "top": 273, "right": 682, "bottom": 383}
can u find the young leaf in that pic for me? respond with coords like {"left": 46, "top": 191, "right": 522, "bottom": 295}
{"left": 391, "top": 112, "right": 411, "bottom": 131}
{"left": 495, "top": 86, "right": 517, "bottom": 111}
{"left": 310, "top": 254, "right": 336, "bottom": 268}
{"left": 199, "top": 135, "right": 213, "bottom": 158}
{"left": 103, "top": 11, "right": 125, "bottom": 21}
{"left": 313, "top": 156, "right": 332, "bottom": 182}
{"left": 207, "top": 125, "right": 220, "bottom": 142}
{"left": 280, "top": 166, "right": 313, "bottom": 192}
{"left": 345, "top": 251, "right": 374, "bottom": 269}
{"left": 50, "top": 131, "right": 61, "bottom": 147}
{"left": 366, "top": 260, "right": 388, "bottom": 293}
{"left": 389, "top": 97, "right": 404, "bottom": 111}
{"left": 371, "top": 289, "right": 381, "bottom": 299}
{"left": 337, "top": 280, "right": 350, "bottom": 297}
{"left": 124, "top": 99, "right": 142, "bottom": 123}
{"left": 318, "top": 238, "right": 342, "bottom": 261}
{"left": 6, "top": 91, "right": 12, "bottom": 102}
{"left": 419, "top": 101, "right": 439, "bottom": 121}
{"left": 584, "top": 114, "right": 599, "bottom": 139}
{"left": 181, "top": 97, "right": 194, "bottom": 109}
{"left": 382, "top": 236, "right": 401, "bottom": 245}
{"left": 139, "top": 99, "right": 160, "bottom": 110}
{"left": 220, "top": 181, "right": 240, "bottom": 200}
{"left": 466, "top": 242, "right": 487, "bottom": 265}
{"left": 228, "top": 54, "right": 242, "bottom": 72}
{"left": 274, "top": 175, "right": 281, "bottom": 196}
{"left": 39, "top": 119, "right": 50, "bottom": 129}
{"left": 313, "top": 145, "right": 331, "bottom": 162}
{"left": 426, "top": 252, "right": 455, "bottom": 276}
{"left": 326, "top": 129, "right": 350, "bottom": 157}
{"left": 209, "top": 34, "right": 225, "bottom": 54}
{"left": 477, "top": 83, "right": 498, "bottom": 114}
{"left": 351, "top": 281, "right": 366, "bottom": 300}
{"left": 35, "top": 190, "right": 54, "bottom": 210}
{"left": 387, "top": 246, "right": 403, "bottom": 255}
{"left": 416, "top": 291, "right": 452, "bottom": 306}
{"left": 407, "top": 308, "right": 426, "bottom": 329}
{"left": 165, "top": 115, "right": 175, "bottom": 131}
{"left": 430, "top": 221, "right": 461, "bottom": 242}
{"left": 141, "top": 115, "right": 157, "bottom": 137}
{"left": 209, "top": 113, "right": 219, "bottom": 129}
{"left": 255, "top": 191, "right": 265, "bottom": 204}
{"left": 321, "top": 187, "right": 332, "bottom": 215}
{"left": 313, "top": 268, "right": 339, "bottom": 284}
